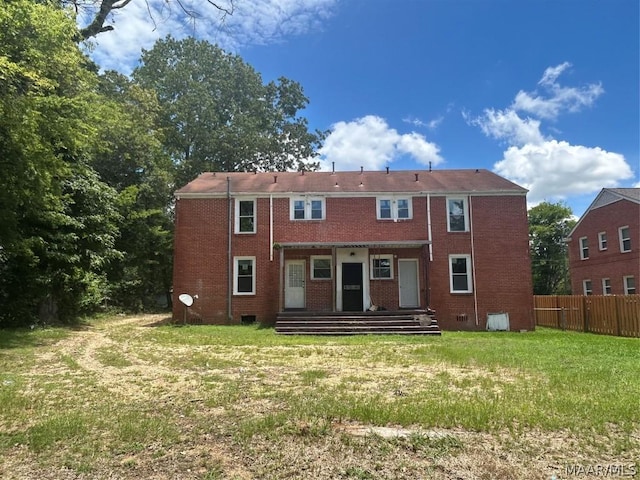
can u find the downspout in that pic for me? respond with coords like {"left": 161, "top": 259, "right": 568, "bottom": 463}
{"left": 227, "top": 176, "right": 233, "bottom": 323}
{"left": 469, "top": 195, "right": 479, "bottom": 326}
{"left": 425, "top": 194, "right": 433, "bottom": 308}
{"left": 269, "top": 194, "right": 274, "bottom": 262}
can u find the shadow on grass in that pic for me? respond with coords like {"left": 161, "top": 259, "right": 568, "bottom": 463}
{"left": 0, "top": 322, "right": 89, "bottom": 350}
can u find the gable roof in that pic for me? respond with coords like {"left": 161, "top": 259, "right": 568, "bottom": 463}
{"left": 567, "top": 187, "right": 640, "bottom": 239}
{"left": 175, "top": 169, "right": 527, "bottom": 197}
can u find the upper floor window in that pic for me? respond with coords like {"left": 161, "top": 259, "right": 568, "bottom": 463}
{"left": 233, "top": 256, "right": 256, "bottom": 295}
{"left": 624, "top": 276, "right": 636, "bottom": 295}
{"left": 235, "top": 199, "right": 256, "bottom": 234}
{"left": 370, "top": 254, "right": 394, "bottom": 279}
{"left": 619, "top": 226, "right": 631, "bottom": 252}
{"left": 583, "top": 279, "right": 593, "bottom": 296}
{"left": 311, "top": 256, "right": 332, "bottom": 280}
{"left": 449, "top": 254, "right": 472, "bottom": 293}
{"left": 579, "top": 237, "right": 589, "bottom": 260}
{"left": 602, "top": 278, "right": 611, "bottom": 295}
{"left": 291, "top": 197, "right": 325, "bottom": 220}
{"left": 598, "top": 232, "right": 607, "bottom": 251}
{"left": 447, "top": 197, "right": 468, "bottom": 232}
{"left": 376, "top": 197, "right": 412, "bottom": 221}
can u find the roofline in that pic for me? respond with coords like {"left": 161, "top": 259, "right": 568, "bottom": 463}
{"left": 566, "top": 188, "right": 638, "bottom": 240}
{"left": 277, "top": 240, "right": 431, "bottom": 249}
{"left": 175, "top": 190, "right": 528, "bottom": 200}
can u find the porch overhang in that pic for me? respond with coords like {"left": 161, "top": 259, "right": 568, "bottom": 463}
{"left": 277, "top": 240, "right": 430, "bottom": 249}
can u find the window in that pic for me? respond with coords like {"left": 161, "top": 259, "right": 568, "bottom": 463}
{"left": 378, "top": 199, "right": 392, "bottom": 219}
{"left": 579, "top": 237, "right": 589, "bottom": 260}
{"left": 447, "top": 197, "right": 468, "bottom": 232}
{"left": 598, "top": 232, "right": 607, "bottom": 251}
{"left": 370, "top": 255, "right": 393, "bottom": 279}
{"left": 602, "top": 278, "right": 611, "bottom": 295}
{"left": 449, "top": 255, "right": 472, "bottom": 293}
{"left": 311, "top": 256, "right": 332, "bottom": 280}
{"left": 233, "top": 257, "right": 255, "bottom": 295}
{"left": 235, "top": 199, "right": 256, "bottom": 233}
{"left": 624, "top": 276, "right": 636, "bottom": 295}
{"left": 583, "top": 279, "right": 592, "bottom": 296}
{"left": 290, "top": 197, "right": 325, "bottom": 220}
{"left": 619, "top": 226, "right": 631, "bottom": 252}
{"left": 376, "top": 197, "right": 412, "bottom": 220}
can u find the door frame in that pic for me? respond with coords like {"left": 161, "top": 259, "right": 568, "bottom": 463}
{"left": 284, "top": 259, "right": 306, "bottom": 309}
{"left": 336, "top": 248, "right": 370, "bottom": 311}
{"left": 398, "top": 258, "right": 420, "bottom": 308}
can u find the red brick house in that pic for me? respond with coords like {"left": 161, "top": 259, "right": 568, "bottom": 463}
{"left": 567, "top": 188, "right": 640, "bottom": 296}
{"left": 172, "top": 169, "right": 534, "bottom": 331}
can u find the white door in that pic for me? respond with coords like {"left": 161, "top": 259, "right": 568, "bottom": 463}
{"left": 398, "top": 259, "right": 419, "bottom": 308}
{"left": 285, "top": 260, "right": 305, "bottom": 309}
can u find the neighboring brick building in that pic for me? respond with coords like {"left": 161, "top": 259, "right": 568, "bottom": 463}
{"left": 172, "top": 169, "right": 534, "bottom": 331}
{"left": 567, "top": 188, "right": 640, "bottom": 296}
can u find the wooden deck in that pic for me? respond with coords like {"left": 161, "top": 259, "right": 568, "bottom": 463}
{"left": 275, "top": 310, "right": 441, "bottom": 335}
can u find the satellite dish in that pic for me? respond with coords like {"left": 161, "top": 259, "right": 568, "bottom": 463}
{"left": 178, "top": 294, "right": 194, "bottom": 307}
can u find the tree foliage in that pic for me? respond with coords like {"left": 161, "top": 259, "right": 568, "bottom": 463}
{"left": 528, "top": 201, "right": 576, "bottom": 295}
{"left": 133, "top": 36, "right": 324, "bottom": 186}
{"left": 59, "top": 0, "right": 234, "bottom": 40}
{"left": 0, "top": 2, "right": 323, "bottom": 326}
{"left": 0, "top": 0, "right": 121, "bottom": 325}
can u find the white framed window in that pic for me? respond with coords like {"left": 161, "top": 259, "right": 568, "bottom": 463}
{"left": 235, "top": 198, "right": 256, "bottom": 234}
{"left": 598, "top": 232, "right": 607, "bottom": 251}
{"left": 619, "top": 226, "right": 631, "bottom": 252}
{"left": 233, "top": 256, "right": 256, "bottom": 295}
{"left": 583, "top": 279, "right": 593, "bottom": 296}
{"left": 602, "top": 278, "right": 611, "bottom": 295}
{"left": 311, "top": 256, "right": 332, "bottom": 280}
{"left": 290, "top": 197, "right": 325, "bottom": 220}
{"left": 370, "top": 254, "right": 394, "bottom": 279}
{"left": 376, "top": 197, "right": 412, "bottom": 220}
{"left": 624, "top": 276, "right": 636, "bottom": 295}
{"left": 447, "top": 197, "right": 468, "bottom": 232}
{"left": 449, "top": 254, "right": 472, "bottom": 293}
{"left": 579, "top": 237, "right": 589, "bottom": 260}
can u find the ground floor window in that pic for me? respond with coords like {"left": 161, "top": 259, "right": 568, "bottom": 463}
{"left": 602, "top": 278, "right": 611, "bottom": 295}
{"left": 234, "top": 256, "right": 255, "bottom": 295}
{"left": 624, "top": 276, "right": 636, "bottom": 295}
{"left": 370, "top": 254, "right": 394, "bottom": 279}
{"left": 449, "top": 254, "right": 472, "bottom": 293}
{"left": 583, "top": 279, "right": 592, "bottom": 296}
{"left": 311, "top": 256, "right": 332, "bottom": 279}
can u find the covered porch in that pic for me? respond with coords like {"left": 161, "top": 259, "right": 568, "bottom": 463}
{"left": 276, "top": 240, "right": 432, "bottom": 313}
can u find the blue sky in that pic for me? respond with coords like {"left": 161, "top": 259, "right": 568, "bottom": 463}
{"left": 82, "top": 0, "right": 639, "bottom": 216}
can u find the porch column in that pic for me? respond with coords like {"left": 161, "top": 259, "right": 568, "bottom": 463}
{"left": 279, "top": 248, "right": 284, "bottom": 312}
{"left": 332, "top": 246, "right": 336, "bottom": 312}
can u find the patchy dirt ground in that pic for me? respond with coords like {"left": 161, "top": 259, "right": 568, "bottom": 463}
{"left": 1, "top": 315, "right": 637, "bottom": 480}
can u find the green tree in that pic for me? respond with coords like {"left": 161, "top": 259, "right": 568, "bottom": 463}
{"left": 92, "top": 71, "right": 175, "bottom": 310}
{"left": 0, "top": 0, "right": 121, "bottom": 325}
{"left": 133, "top": 36, "right": 324, "bottom": 186}
{"left": 528, "top": 201, "right": 576, "bottom": 295}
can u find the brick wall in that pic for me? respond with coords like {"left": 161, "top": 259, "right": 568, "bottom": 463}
{"left": 173, "top": 192, "right": 534, "bottom": 330}
{"left": 568, "top": 199, "right": 640, "bottom": 295}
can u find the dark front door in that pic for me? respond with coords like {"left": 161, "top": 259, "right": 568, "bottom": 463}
{"left": 342, "top": 262, "right": 363, "bottom": 311}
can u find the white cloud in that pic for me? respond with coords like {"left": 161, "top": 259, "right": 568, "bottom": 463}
{"left": 469, "top": 108, "right": 545, "bottom": 146}
{"left": 467, "top": 63, "right": 633, "bottom": 203}
{"left": 318, "top": 115, "right": 443, "bottom": 171}
{"left": 493, "top": 141, "right": 633, "bottom": 204}
{"left": 512, "top": 62, "right": 604, "bottom": 120}
{"left": 79, "top": 0, "right": 337, "bottom": 73}
{"left": 402, "top": 115, "right": 443, "bottom": 130}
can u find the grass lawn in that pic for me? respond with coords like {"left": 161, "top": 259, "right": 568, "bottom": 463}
{"left": 0, "top": 314, "right": 638, "bottom": 479}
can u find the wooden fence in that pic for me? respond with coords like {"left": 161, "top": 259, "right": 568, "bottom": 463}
{"left": 534, "top": 295, "right": 640, "bottom": 337}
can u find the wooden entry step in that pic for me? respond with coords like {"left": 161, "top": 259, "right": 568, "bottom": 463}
{"left": 275, "top": 310, "right": 441, "bottom": 335}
